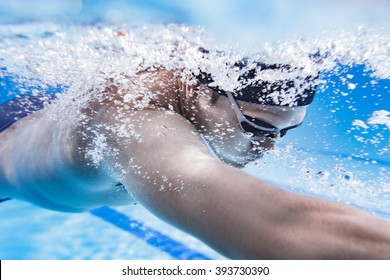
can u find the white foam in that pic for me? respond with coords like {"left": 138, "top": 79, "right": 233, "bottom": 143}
{"left": 368, "top": 110, "right": 390, "bottom": 129}
{"left": 352, "top": 120, "right": 369, "bottom": 129}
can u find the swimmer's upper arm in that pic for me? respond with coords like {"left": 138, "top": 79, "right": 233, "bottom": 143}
{"left": 103, "top": 107, "right": 215, "bottom": 182}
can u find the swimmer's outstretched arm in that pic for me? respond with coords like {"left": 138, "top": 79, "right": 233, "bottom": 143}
{"left": 101, "top": 106, "right": 390, "bottom": 259}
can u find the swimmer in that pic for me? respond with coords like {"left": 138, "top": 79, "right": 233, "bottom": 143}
{"left": 1, "top": 57, "right": 390, "bottom": 259}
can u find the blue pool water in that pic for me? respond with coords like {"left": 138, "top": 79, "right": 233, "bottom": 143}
{"left": 1, "top": 0, "right": 389, "bottom": 259}
{"left": 0, "top": 200, "right": 223, "bottom": 259}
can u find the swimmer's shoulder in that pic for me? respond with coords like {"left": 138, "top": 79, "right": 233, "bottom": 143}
{"left": 96, "top": 68, "right": 187, "bottom": 112}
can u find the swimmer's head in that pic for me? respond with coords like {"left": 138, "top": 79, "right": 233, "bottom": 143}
{"left": 196, "top": 59, "right": 317, "bottom": 140}
{"left": 194, "top": 59, "right": 316, "bottom": 166}
{"left": 193, "top": 86, "right": 307, "bottom": 168}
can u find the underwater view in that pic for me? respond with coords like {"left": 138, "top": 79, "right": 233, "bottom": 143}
{"left": 0, "top": 0, "right": 389, "bottom": 259}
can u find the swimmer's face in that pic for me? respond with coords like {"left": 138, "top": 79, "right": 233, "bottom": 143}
{"left": 195, "top": 92, "right": 307, "bottom": 167}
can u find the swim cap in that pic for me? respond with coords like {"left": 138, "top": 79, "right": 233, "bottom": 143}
{"left": 196, "top": 59, "right": 317, "bottom": 107}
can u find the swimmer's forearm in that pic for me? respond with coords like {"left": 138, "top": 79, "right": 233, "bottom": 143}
{"left": 189, "top": 165, "right": 390, "bottom": 259}
{"left": 195, "top": 167, "right": 389, "bottom": 259}
{"left": 133, "top": 155, "right": 390, "bottom": 259}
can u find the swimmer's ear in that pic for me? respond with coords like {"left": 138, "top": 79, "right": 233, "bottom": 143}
{"left": 210, "top": 90, "right": 220, "bottom": 105}
{"left": 198, "top": 89, "right": 220, "bottom": 106}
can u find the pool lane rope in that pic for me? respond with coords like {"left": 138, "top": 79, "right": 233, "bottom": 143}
{"left": 90, "top": 206, "right": 212, "bottom": 260}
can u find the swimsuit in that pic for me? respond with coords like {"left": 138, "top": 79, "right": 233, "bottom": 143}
{"left": 0, "top": 94, "right": 56, "bottom": 133}
{"left": 0, "top": 94, "right": 56, "bottom": 202}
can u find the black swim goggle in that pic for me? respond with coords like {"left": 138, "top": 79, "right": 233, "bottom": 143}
{"left": 225, "top": 91, "right": 301, "bottom": 139}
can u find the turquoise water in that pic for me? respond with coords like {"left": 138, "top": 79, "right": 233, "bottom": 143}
{"left": 0, "top": 0, "right": 389, "bottom": 259}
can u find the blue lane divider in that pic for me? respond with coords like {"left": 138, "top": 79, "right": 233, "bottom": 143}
{"left": 0, "top": 197, "right": 11, "bottom": 203}
{"left": 90, "top": 206, "right": 212, "bottom": 260}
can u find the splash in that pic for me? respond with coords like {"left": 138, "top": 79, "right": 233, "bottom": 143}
{"left": 0, "top": 22, "right": 389, "bottom": 214}
{"left": 368, "top": 110, "right": 390, "bottom": 129}
{"left": 1, "top": 23, "right": 389, "bottom": 95}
